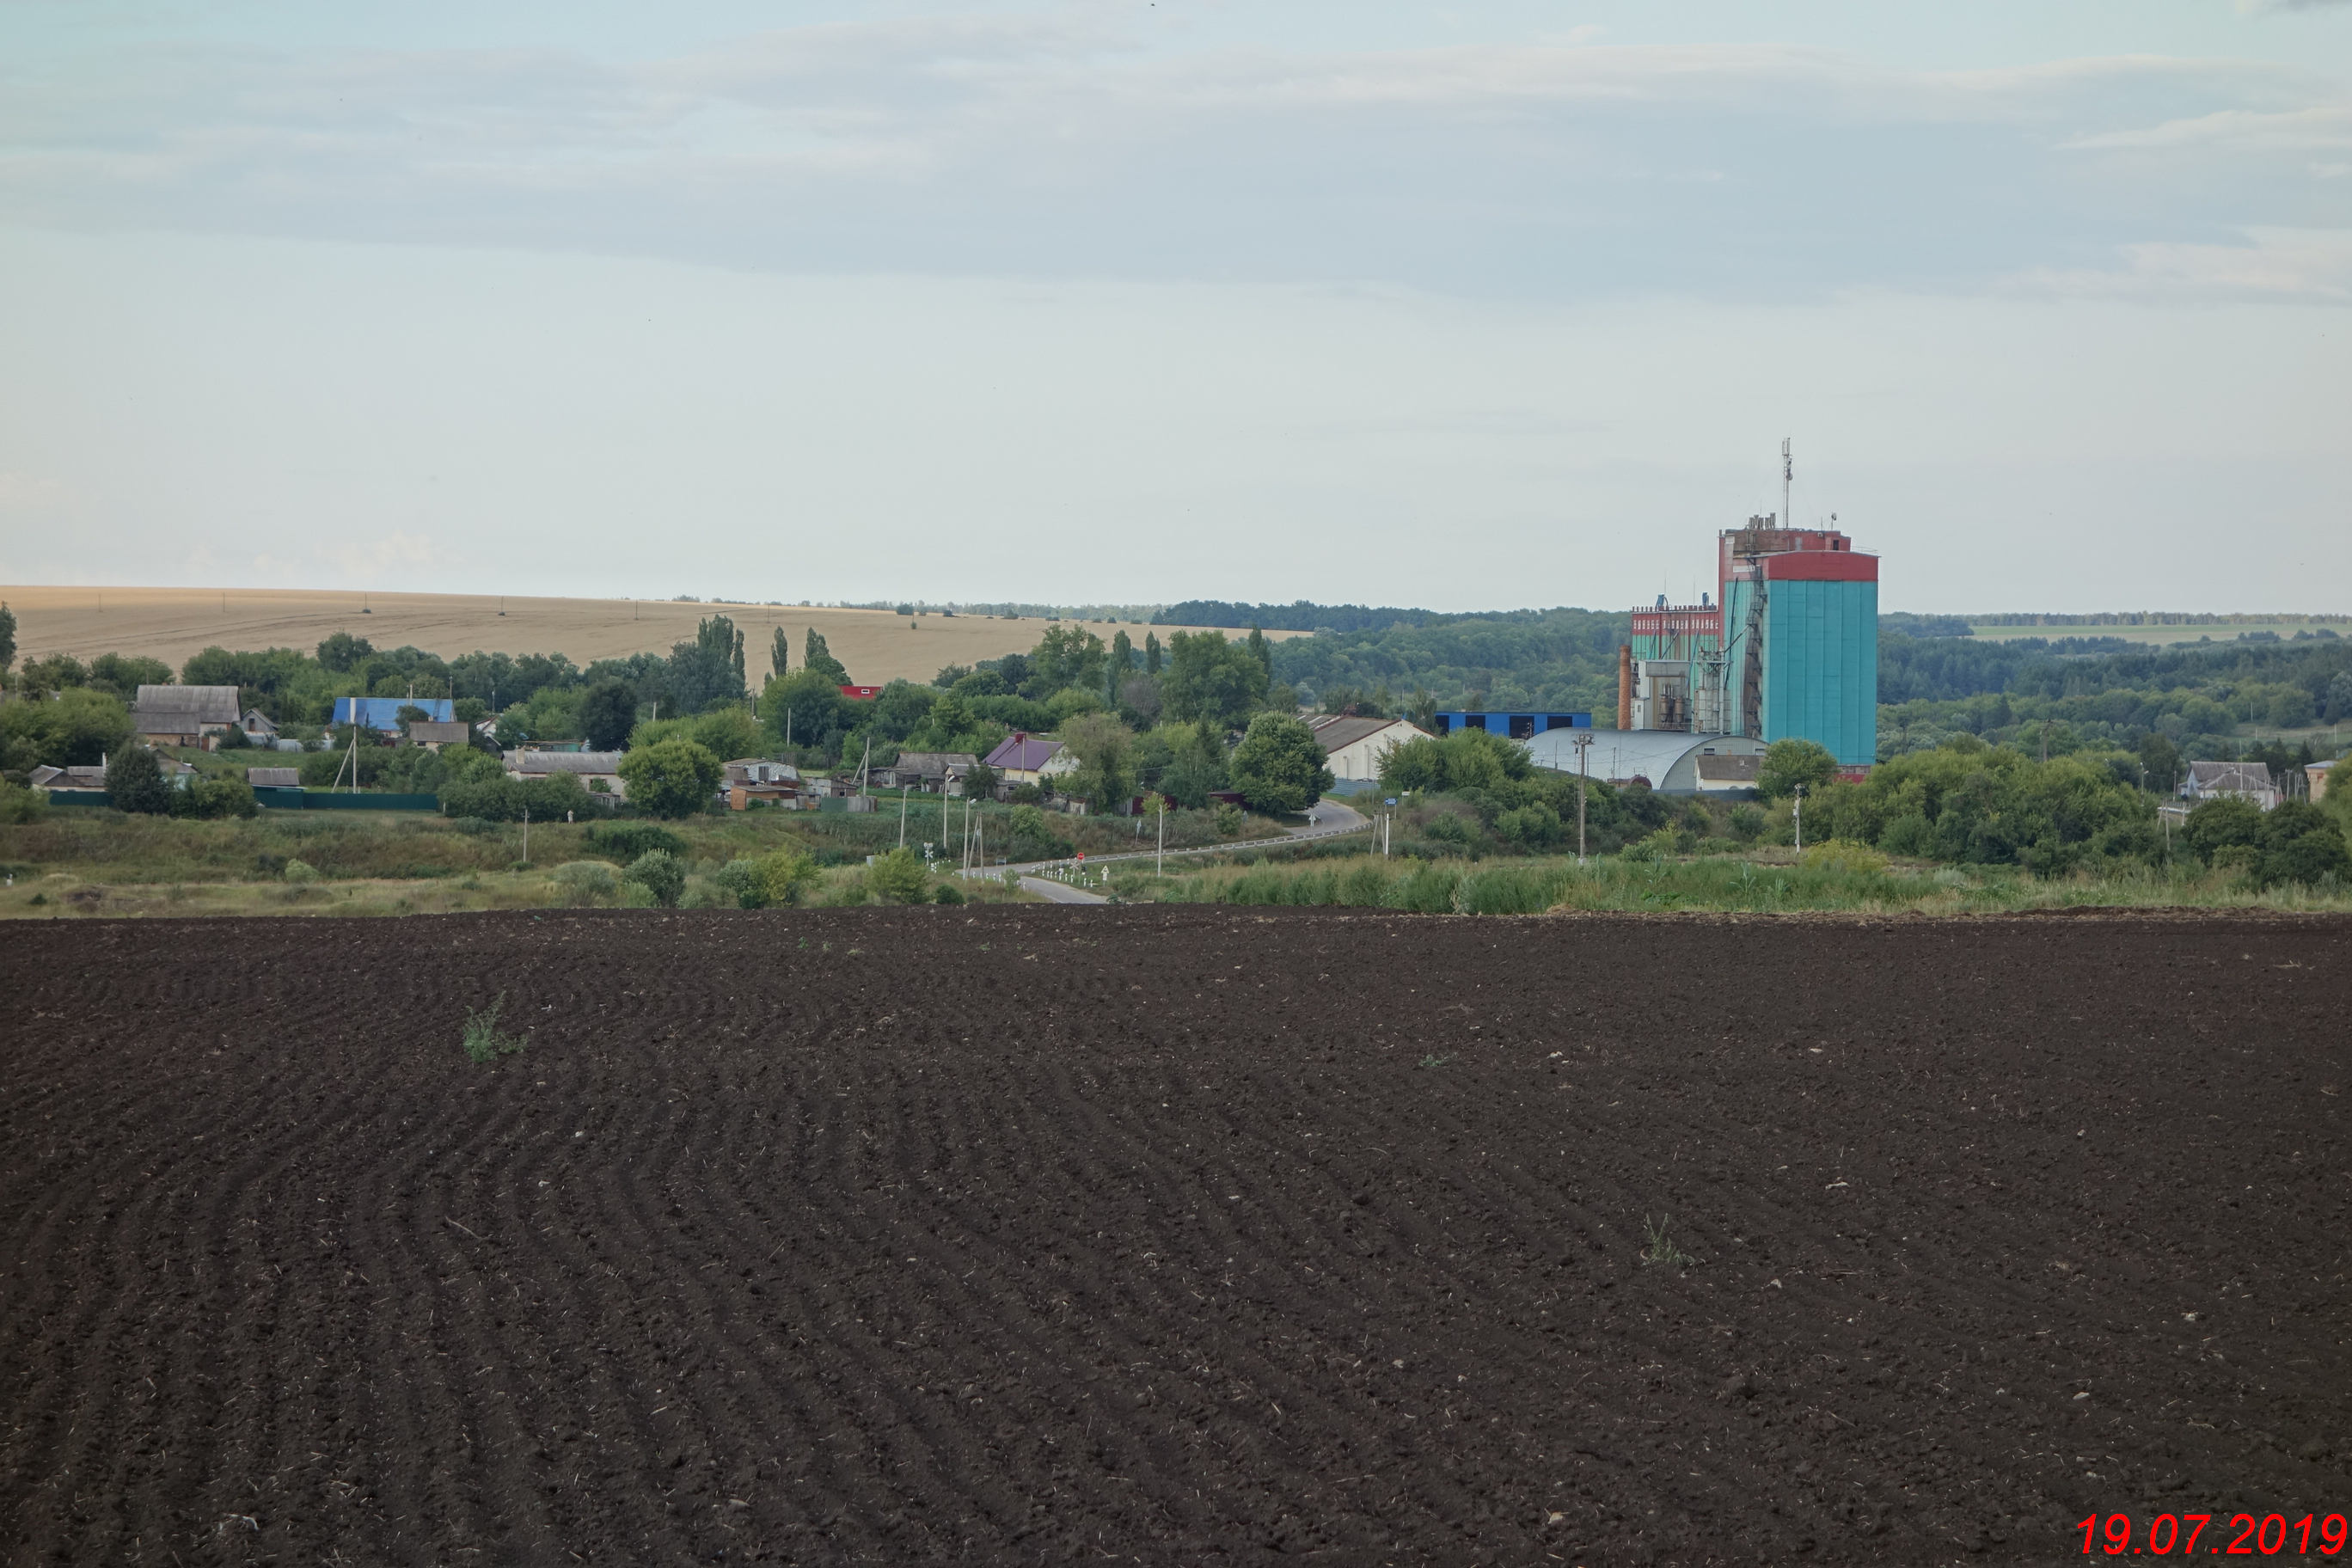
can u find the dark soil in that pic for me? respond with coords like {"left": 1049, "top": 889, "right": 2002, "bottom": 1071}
{"left": 3, "top": 909, "right": 2349, "bottom": 1566}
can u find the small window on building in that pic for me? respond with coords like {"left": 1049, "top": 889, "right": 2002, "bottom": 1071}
{"left": 1509, "top": 716, "right": 1534, "bottom": 739}
{"left": 1465, "top": 715, "right": 1487, "bottom": 732}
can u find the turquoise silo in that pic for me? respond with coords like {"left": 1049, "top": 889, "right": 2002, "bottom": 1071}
{"left": 1718, "top": 523, "right": 1878, "bottom": 767}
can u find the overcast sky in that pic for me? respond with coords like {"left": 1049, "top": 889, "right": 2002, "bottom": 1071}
{"left": 2, "top": 1, "right": 2348, "bottom": 614}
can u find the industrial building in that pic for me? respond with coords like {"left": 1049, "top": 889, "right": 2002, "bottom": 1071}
{"left": 1550, "top": 450, "right": 1880, "bottom": 793}
{"left": 1431, "top": 710, "right": 1590, "bottom": 739}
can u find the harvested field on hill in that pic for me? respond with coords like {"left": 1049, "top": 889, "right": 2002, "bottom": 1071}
{"left": 0, "top": 585, "right": 1291, "bottom": 687}
{"left": 3, "top": 910, "right": 2349, "bottom": 1566}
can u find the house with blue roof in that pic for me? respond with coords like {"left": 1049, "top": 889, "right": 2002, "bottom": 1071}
{"left": 333, "top": 696, "right": 456, "bottom": 732}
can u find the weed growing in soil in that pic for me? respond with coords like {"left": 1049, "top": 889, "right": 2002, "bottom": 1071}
{"left": 1641, "top": 1214, "right": 1693, "bottom": 1267}
{"left": 1418, "top": 1051, "right": 1456, "bottom": 1069}
{"left": 461, "top": 994, "right": 528, "bottom": 1064}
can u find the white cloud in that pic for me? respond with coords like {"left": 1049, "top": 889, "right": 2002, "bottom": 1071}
{"left": 0, "top": 20, "right": 2344, "bottom": 301}
{"left": 2011, "top": 226, "right": 2352, "bottom": 300}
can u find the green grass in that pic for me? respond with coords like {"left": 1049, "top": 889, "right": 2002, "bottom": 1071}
{"left": 1118, "top": 850, "right": 2352, "bottom": 916}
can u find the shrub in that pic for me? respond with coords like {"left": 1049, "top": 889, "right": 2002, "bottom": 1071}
{"left": 618, "top": 880, "right": 660, "bottom": 909}
{"left": 1801, "top": 840, "right": 1890, "bottom": 874}
{"left": 866, "top": 845, "right": 929, "bottom": 904}
{"left": 181, "top": 776, "right": 258, "bottom": 819}
{"left": 757, "top": 848, "right": 820, "bottom": 908}
{"left": 933, "top": 880, "right": 966, "bottom": 904}
{"left": 1338, "top": 861, "right": 1392, "bottom": 906}
{"left": 2184, "top": 797, "right": 2265, "bottom": 867}
{"left": 283, "top": 858, "right": 320, "bottom": 883}
{"left": 624, "top": 848, "right": 686, "bottom": 907}
{"left": 1620, "top": 828, "right": 1676, "bottom": 862}
{"left": 1391, "top": 860, "right": 1463, "bottom": 913}
{"left": 461, "top": 994, "right": 527, "bottom": 1064}
{"left": 1756, "top": 738, "right": 1837, "bottom": 801}
{"left": 551, "top": 860, "right": 621, "bottom": 906}
{"left": 0, "top": 780, "right": 47, "bottom": 824}
{"left": 1726, "top": 803, "right": 1766, "bottom": 843}
{"left": 679, "top": 878, "right": 731, "bottom": 909}
{"left": 587, "top": 821, "right": 689, "bottom": 863}
{"left": 1456, "top": 864, "right": 1571, "bottom": 915}
{"left": 1213, "top": 803, "right": 1244, "bottom": 837}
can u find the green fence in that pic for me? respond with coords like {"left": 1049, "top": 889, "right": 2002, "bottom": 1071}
{"left": 291, "top": 792, "right": 442, "bottom": 812}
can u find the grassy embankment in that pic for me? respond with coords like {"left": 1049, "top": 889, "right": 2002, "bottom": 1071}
{"left": 1102, "top": 849, "right": 2352, "bottom": 916}
{"left": 0, "top": 790, "right": 1280, "bottom": 918}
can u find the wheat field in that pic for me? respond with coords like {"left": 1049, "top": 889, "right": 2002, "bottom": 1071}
{"left": 0, "top": 586, "right": 1287, "bottom": 687}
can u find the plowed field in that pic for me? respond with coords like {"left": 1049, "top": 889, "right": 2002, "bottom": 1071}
{"left": 3, "top": 910, "right": 2349, "bottom": 1566}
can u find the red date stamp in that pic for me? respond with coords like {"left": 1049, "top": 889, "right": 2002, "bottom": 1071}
{"left": 2079, "top": 1511, "right": 2348, "bottom": 1555}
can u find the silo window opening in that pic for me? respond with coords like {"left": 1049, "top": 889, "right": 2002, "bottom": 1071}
{"left": 1465, "top": 715, "right": 1488, "bottom": 732}
{"left": 1510, "top": 716, "right": 1535, "bottom": 740}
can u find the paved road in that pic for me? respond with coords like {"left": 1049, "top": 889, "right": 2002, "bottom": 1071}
{"left": 1016, "top": 876, "right": 1111, "bottom": 905}
{"left": 962, "top": 797, "right": 1374, "bottom": 887}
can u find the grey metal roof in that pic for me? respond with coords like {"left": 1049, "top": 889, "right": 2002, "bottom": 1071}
{"left": 1524, "top": 729, "right": 1767, "bottom": 793}
{"left": 507, "top": 750, "right": 625, "bottom": 774}
{"left": 132, "top": 685, "right": 242, "bottom": 724}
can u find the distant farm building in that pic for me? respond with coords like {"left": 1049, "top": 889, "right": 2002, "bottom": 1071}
{"left": 984, "top": 733, "right": 1074, "bottom": 792}
{"left": 245, "top": 767, "right": 302, "bottom": 788}
{"left": 132, "top": 685, "right": 242, "bottom": 748}
{"left": 1308, "top": 716, "right": 1430, "bottom": 786}
{"left": 2310, "top": 758, "right": 2338, "bottom": 805}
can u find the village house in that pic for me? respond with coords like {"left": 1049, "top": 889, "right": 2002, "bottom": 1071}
{"left": 877, "top": 750, "right": 979, "bottom": 793}
{"left": 983, "top": 732, "right": 1075, "bottom": 795}
{"left": 505, "top": 749, "right": 628, "bottom": 799}
{"left": 406, "top": 720, "right": 475, "bottom": 751}
{"left": 131, "top": 685, "right": 242, "bottom": 749}
{"left": 31, "top": 757, "right": 198, "bottom": 794}
{"left": 2182, "top": 761, "right": 2280, "bottom": 812}
{"left": 723, "top": 758, "right": 801, "bottom": 811}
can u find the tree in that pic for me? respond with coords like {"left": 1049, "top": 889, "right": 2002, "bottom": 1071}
{"left": 1161, "top": 631, "right": 1269, "bottom": 729}
{"left": 579, "top": 678, "right": 638, "bottom": 750}
{"left": 2182, "top": 796, "right": 2264, "bottom": 866}
{"left": 0, "top": 600, "right": 14, "bottom": 672}
{"left": 1060, "top": 712, "right": 1136, "bottom": 813}
{"left": 0, "top": 686, "right": 134, "bottom": 769}
{"left": 1228, "top": 712, "right": 1334, "bottom": 814}
{"left": 655, "top": 616, "right": 747, "bottom": 715}
{"left": 769, "top": 626, "right": 792, "bottom": 683}
{"left": 1143, "top": 632, "right": 1162, "bottom": 677}
{"left": 316, "top": 631, "right": 373, "bottom": 672}
{"left": 2254, "top": 800, "right": 2349, "bottom": 888}
{"left": 1026, "top": 625, "right": 1106, "bottom": 698}
{"left": 1756, "top": 738, "right": 1837, "bottom": 801}
{"left": 1246, "top": 624, "right": 1272, "bottom": 680}
{"left": 106, "top": 746, "right": 176, "bottom": 815}
{"left": 2325, "top": 671, "right": 2352, "bottom": 724}
{"left": 1155, "top": 722, "right": 1228, "bottom": 808}
{"left": 2137, "top": 732, "right": 2183, "bottom": 794}
{"left": 85, "top": 652, "right": 174, "bottom": 701}
{"left": 802, "top": 628, "right": 850, "bottom": 686}
{"left": 1107, "top": 629, "right": 1134, "bottom": 702}
{"left": 616, "top": 738, "right": 724, "bottom": 818}
{"left": 763, "top": 668, "right": 849, "bottom": 750}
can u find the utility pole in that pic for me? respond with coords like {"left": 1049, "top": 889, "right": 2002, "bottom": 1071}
{"left": 1781, "top": 438, "right": 1792, "bottom": 530}
{"left": 1793, "top": 781, "right": 1805, "bottom": 853}
{"left": 1157, "top": 797, "right": 1166, "bottom": 876}
{"left": 898, "top": 784, "right": 909, "bottom": 848}
{"left": 1571, "top": 730, "right": 1594, "bottom": 862}
{"left": 522, "top": 805, "right": 530, "bottom": 866}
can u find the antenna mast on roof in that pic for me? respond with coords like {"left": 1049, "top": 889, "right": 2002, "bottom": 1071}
{"left": 1781, "top": 438, "right": 1792, "bottom": 531}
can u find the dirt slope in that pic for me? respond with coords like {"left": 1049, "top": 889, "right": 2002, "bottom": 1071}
{"left": 2, "top": 910, "right": 2347, "bottom": 1566}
